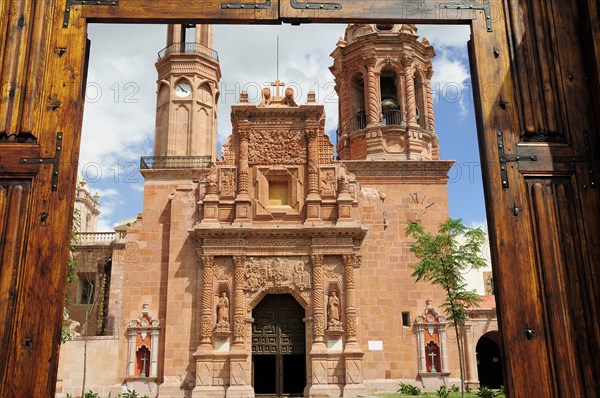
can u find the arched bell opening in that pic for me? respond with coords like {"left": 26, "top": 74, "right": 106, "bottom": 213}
{"left": 380, "top": 71, "right": 401, "bottom": 126}
{"left": 349, "top": 73, "right": 366, "bottom": 132}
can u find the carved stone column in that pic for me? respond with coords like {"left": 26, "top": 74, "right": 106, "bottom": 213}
{"left": 342, "top": 255, "right": 366, "bottom": 397}
{"left": 309, "top": 255, "right": 333, "bottom": 397}
{"left": 365, "top": 58, "right": 381, "bottom": 126}
{"left": 397, "top": 70, "right": 407, "bottom": 123}
{"left": 305, "top": 128, "right": 322, "bottom": 222}
{"left": 403, "top": 57, "right": 417, "bottom": 125}
{"left": 343, "top": 255, "right": 357, "bottom": 343}
{"left": 311, "top": 255, "right": 325, "bottom": 344}
{"left": 193, "top": 255, "right": 222, "bottom": 397}
{"left": 425, "top": 67, "right": 435, "bottom": 131}
{"left": 226, "top": 256, "right": 252, "bottom": 398}
{"left": 232, "top": 256, "right": 246, "bottom": 346}
{"left": 200, "top": 255, "right": 214, "bottom": 346}
{"left": 464, "top": 325, "right": 480, "bottom": 389}
{"left": 235, "top": 129, "right": 251, "bottom": 222}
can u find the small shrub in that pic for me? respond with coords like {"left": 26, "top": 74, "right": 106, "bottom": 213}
{"left": 476, "top": 386, "right": 501, "bottom": 398}
{"left": 398, "top": 382, "right": 422, "bottom": 395}
{"left": 499, "top": 385, "right": 506, "bottom": 395}
{"left": 451, "top": 385, "right": 460, "bottom": 393}
{"left": 436, "top": 385, "right": 450, "bottom": 398}
{"left": 66, "top": 394, "right": 73, "bottom": 398}
{"left": 83, "top": 391, "right": 100, "bottom": 398}
{"left": 119, "top": 389, "right": 139, "bottom": 398}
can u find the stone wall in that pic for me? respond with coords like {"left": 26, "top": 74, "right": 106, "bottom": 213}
{"left": 55, "top": 336, "right": 120, "bottom": 397}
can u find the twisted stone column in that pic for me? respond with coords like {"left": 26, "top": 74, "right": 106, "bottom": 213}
{"left": 311, "top": 255, "right": 325, "bottom": 343}
{"left": 404, "top": 68, "right": 417, "bottom": 124}
{"left": 233, "top": 256, "right": 246, "bottom": 344}
{"left": 343, "top": 254, "right": 357, "bottom": 343}
{"left": 366, "top": 58, "right": 380, "bottom": 126}
{"left": 199, "top": 255, "right": 214, "bottom": 345}
{"left": 397, "top": 70, "right": 407, "bottom": 123}
{"left": 307, "top": 129, "right": 319, "bottom": 194}
{"left": 237, "top": 129, "right": 249, "bottom": 195}
{"left": 425, "top": 73, "right": 435, "bottom": 131}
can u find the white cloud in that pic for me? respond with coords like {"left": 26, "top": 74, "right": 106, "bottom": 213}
{"left": 81, "top": 23, "right": 474, "bottom": 227}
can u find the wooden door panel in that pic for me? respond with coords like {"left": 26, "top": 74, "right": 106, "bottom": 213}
{"left": 0, "top": 0, "right": 598, "bottom": 397}
{"left": 279, "top": 0, "right": 482, "bottom": 24}
{"left": 76, "top": 0, "right": 279, "bottom": 24}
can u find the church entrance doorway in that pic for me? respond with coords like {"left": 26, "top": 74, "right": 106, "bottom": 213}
{"left": 252, "top": 294, "right": 306, "bottom": 397}
{"left": 476, "top": 331, "right": 504, "bottom": 389}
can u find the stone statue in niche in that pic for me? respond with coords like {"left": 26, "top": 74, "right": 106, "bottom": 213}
{"left": 320, "top": 170, "right": 336, "bottom": 197}
{"left": 327, "top": 291, "right": 342, "bottom": 330}
{"left": 215, "top": 292, "right": 230, "bottom": 332}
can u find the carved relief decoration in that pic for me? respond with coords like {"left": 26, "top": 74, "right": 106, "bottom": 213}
{"left": 220, "top": 135, "right": 238, "bottom": 165}
{"left": 323, "top": 256, "right": 344, "bottom": 283}
{"left": 248, "top": 130, "right": 307, "bottom": 165}
{"left": 320, "top": 168, "right": 337, "bottom": 198}
{"left": 219, "top": 168, "right": 236, "bottom": 198}
{"left": 214, "top": 257, "right": 234, "bottom": 281}
{"left": 243, "top": 257, "right": 311, "bottom": 292}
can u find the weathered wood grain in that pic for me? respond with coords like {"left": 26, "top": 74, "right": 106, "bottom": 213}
{"left": 0, "top": 0, "right": 598, "bottom": 397}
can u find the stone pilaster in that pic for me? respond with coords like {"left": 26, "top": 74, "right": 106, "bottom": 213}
{"left": 305, "top": 128, "right": 322, "bottom": 222}
{"left": 235, "top": 129, "right": 251, "bottom": 222}
{"left": 342, "top": 255, "right": 366, "bottom": 397}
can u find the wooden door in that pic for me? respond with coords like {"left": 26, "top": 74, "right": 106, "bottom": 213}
{"left": 252, "top": 294, "right": 306, "bottom": 397}
{"left": 0, "top": 1, "right": 598, "bottom": 397}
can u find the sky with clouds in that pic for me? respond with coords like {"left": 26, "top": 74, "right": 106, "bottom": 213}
{"left": 79, "top": 23, "right": 486, "bottom": 231}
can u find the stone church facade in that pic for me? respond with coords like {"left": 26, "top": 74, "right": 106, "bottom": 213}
{"left": 56, "top": 24, "right": 481, "bottom": 398}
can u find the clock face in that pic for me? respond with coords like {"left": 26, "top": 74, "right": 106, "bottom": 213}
{"left": 174, "top": 82, "right": 192, "bottom": 98}
{"left": 409, "top": 192, "right": 435, "bottom": 210}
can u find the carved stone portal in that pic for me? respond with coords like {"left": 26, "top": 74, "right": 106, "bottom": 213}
{"left": 243, "top": 257, "right": 311, "bottom": 292}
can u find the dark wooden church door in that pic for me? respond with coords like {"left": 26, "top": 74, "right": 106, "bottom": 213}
{"left": 252, "top": 294, "right": 306, "bottom": 397}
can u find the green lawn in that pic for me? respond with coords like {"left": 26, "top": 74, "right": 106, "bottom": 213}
{"left": 377, "top": 391, "right": 505, "bottom": 398}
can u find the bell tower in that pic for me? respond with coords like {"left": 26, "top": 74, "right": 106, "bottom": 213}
{"left": 330, "top": 24, "right": 439, "bottom": 161}
{"left": 153, "top": 24, "right": 221, "bottom": 163}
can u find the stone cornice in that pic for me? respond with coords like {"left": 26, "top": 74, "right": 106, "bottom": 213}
{"left": 191, "top": 224, "right": 367, "bottom": 256}
{"left": 340, "top": 160, "right": 454, "bottom": 180}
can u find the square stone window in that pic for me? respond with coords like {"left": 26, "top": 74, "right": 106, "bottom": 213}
{"left": 268, "top": 181, "right": 289, "bottom": 205}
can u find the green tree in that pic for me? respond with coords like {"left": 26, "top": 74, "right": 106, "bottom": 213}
{"left": 405, "top": 218, "right": 487, "bottom": 398}
{"left": 61, "top": 209, "right": 80, "bottom": 343}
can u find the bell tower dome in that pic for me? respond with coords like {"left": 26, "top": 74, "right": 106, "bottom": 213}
{"left": 153, "top": 24, "right": 221, "bottom": 164}
{"left": 330, "top": 24, "right": 439, "bottom": 160}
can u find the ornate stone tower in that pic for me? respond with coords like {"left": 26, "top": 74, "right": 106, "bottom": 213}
{"left": 330, "top": 24, "right": 439, "bottom": 161}
{"left": 153, "top": 24, "right": 221, "bottom": 163}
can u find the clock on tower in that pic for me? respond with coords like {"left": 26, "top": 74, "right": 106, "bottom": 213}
{"left": 153, "top": 24, "right": 222, "bottom": 164}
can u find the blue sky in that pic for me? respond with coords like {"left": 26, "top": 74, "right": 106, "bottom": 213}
{"left": 79, "top": 24, "right": 486, "bottom": 231}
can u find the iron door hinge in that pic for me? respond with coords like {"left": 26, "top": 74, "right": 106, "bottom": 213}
{"left": 441, "top": 0, "right": 492, "bottom": 32}
{"left": 497, "top": 130, "right": 537, "bottom": 189}
{"left": 63, "top": 0, "right": 119, "bottom": 28}
{"left": 222, "top": 0, "right": 272, "bottom": 9}
{"left": 21, "top": 133, "right": 63, "bottom": 191}
{"left": 290, "top": 0, "right": 342, "bottom": 10}
{"left": 553, "top": 131, "right": 596, "bottom": 189}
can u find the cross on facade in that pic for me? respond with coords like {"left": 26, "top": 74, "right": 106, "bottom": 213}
{"left": 141, "top": 353, "right": 148, "bottom": 377}
{"left": 271, "top": 79, "right": 285, "bottom": 97}
{"left": 428, "top": 350, "right": 437, "bottom": 372}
